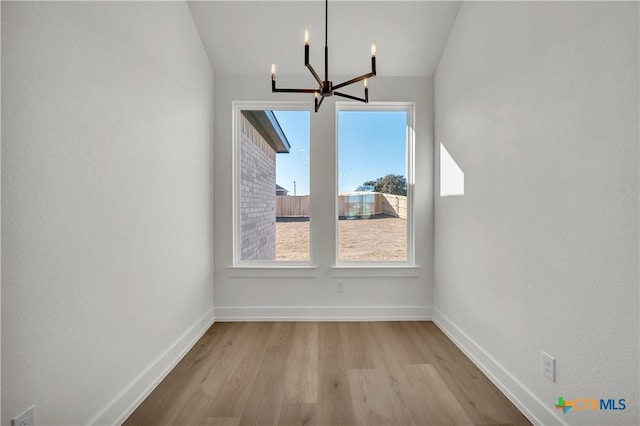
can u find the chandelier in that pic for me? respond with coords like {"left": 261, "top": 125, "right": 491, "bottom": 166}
{"left": 271, "top": 0, "right": 377, "bottom": 112}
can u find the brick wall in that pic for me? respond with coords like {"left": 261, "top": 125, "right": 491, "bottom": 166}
{"left": 240, "top": 114, "right": 276, "bottom": 261}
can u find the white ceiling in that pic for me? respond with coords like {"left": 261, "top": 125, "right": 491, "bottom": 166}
{"left": 187, "top": 1, "right": 462, "bottom": 78}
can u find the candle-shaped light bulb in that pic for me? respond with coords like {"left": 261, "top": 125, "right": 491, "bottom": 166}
{"left": 271, "top": 64, "right": 276, "bottom": 77}
{"left": 371, "top": 43, "right": 377, "bottom": 57}
{"left": 305, "top": 30, "right": 309, "bottom": 45}
{"left": 364, "top": 78, "right": 368, "bottom": 89}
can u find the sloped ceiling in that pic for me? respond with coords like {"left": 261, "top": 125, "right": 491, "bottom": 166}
{"left": 188, "top": 1, "right": 462, "bottom": 77}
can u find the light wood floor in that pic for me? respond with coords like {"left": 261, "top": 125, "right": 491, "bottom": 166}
{"left": 124, "top": 322, "right": 531, "bottom": 426}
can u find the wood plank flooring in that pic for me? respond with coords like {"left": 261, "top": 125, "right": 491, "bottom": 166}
{"left": 124, "top": 322, "right": 531, "bottom": 426}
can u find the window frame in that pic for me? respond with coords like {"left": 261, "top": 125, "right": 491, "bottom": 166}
{"left": 334, "top": 101, "right": 416, "bottom": 266}
{"left": 231, "top": 101, "right": 314, "bottom": 267}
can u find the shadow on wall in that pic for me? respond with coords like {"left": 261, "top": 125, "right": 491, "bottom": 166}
{"left": 440, "top": 142, "right": 465, "bottom": 197}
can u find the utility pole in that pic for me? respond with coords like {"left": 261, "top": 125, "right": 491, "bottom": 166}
{"left": 293, "top": 181, "right": 297, "bottom": 196}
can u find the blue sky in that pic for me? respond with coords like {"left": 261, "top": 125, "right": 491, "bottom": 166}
{"left": 273, "top": 110, "right": 407, "bottom": 195}
{"left": 337, "top": 111, "right": 407, "bottom": 193}
{"left": 273, "top": 111, "right": 311, "bottom": 195}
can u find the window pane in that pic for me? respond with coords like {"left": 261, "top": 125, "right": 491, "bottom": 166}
{"left": 239, "top": 110, "right": 310, "bottom": 262}
{"left": 337, "top": 110, "right": 409, "bottom": 262}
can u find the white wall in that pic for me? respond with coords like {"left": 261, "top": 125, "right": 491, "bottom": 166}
{"left": 0, "top": 1, "right": 3, "bottom": 422}
{"left": 0, "top": 2, "right": 3, "bottom": 421}
{"left": 213, "top": 76, "right": 433, "bottom": 320}
{"left": 1, "top": 2, "right": 214, "bottom": 425}
{"left": 434, "top": 2, "right": 638, "bottom": 425}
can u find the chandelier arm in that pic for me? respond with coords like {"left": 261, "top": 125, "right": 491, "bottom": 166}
{"left": 333, "top": 72, "right": 375, "bottom": 91}
{"left": 306, "top": 63, "right": 323, "bottom": 86}
{"left": 334, "top": 91, "right": 368, "bottom": 103}
{"left": 315, "top": 95, "right": 326, "bottom": 112}
{"left": 272, "top": 87, "right": 321, "bottom": 94}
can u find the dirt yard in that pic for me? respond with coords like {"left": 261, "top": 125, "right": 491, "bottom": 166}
{"left": 276, "top": 216, "right": 407, "bottom": 261}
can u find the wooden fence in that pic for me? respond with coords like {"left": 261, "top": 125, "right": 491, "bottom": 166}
{"left": 380, "top": 193, "right": 408, "bottom": 219}
{"left": 276, "top": 193, "right": 407, "bottom": 219}
{"left": 276, "top": 195, "right": 310, "bottom": 217}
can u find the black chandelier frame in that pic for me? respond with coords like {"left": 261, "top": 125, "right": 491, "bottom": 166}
{"left": 271, "top": 0, "right": 376, "bottom": 112}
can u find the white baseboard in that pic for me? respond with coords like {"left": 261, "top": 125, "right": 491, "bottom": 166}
{"left": 89, "top": 307, "right": 215, "bottom": 426}
{"left": 432, "top": 308, "right": 565, "bottom": 426}
{"left": 215, "top": 305, "right": 432, "bottom": 321}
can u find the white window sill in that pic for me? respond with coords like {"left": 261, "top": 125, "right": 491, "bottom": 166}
{"left": 228, "top": 265, "right": 318, "bottom": 278}
{"left": 331, "top": 265, "right": 421, "bottom": 278}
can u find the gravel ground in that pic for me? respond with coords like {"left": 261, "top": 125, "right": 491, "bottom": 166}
{"left": 276, "top": 216, "right": 407, "bottom": 261}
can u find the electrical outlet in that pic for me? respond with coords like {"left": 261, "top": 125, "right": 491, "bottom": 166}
{"left": 11, "top": 406, "right": 35, "bottom": 426}
{"left": 542, "top": 352, "right": 555, "bottom": 382}
{"left": 336, "top": 280, "right": 344, "bottom": 293}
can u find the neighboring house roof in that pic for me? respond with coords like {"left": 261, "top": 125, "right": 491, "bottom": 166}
{"left": 276, "top": 184, "right": 289, "bottom": 195}
{"left": 241, "top": 110, "right": 291, "bottom": 153}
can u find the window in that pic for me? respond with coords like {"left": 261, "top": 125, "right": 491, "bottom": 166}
{"left": 336, "top": 103, "right": 414, "bottom": 264}
{"left": 233, "top": 104, "right": 310, "bottom": 264}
